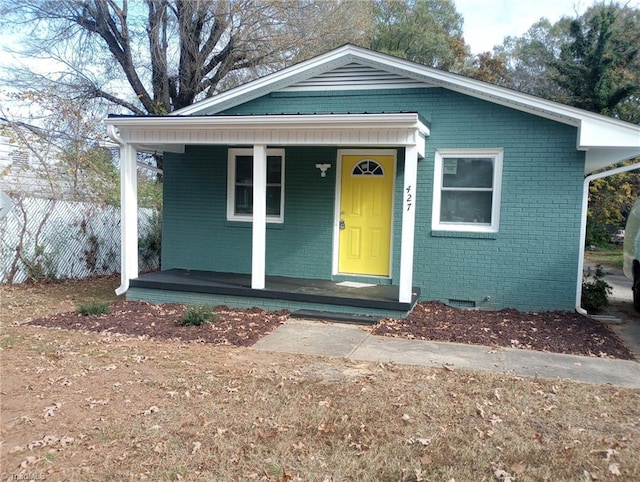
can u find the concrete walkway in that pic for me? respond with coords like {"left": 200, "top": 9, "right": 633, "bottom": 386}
{"left": 253, "top": 318, "right": 640, "bottom": 389}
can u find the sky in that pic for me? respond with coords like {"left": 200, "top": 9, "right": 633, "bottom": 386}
{"left": 2, "top": 1, "right": 640, "bottom": 68}
{"left": 456, "top": 0, "right": 640, "bottom": 54}
{"left": 2, "top": 0, "right": 639, "bottom": 118}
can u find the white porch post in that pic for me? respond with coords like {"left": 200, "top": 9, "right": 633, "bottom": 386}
{"left": 251, "top": 144, "right": 267, "bottom": 289}
{"left": 115, "top": 143, "right": 139, "bottom": 295}
{"left": 399, "top": 145, "right": 418, "bottom": 303}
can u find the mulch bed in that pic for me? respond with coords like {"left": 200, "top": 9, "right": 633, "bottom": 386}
{"left": 373, "top": 301, "right": 634, "bottom": 360}
{"left": 26, "top": 301, "right": 289, "bottom": 347}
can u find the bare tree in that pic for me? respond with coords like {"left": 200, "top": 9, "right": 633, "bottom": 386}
{"left": 1, "top": 90, "right": 118, "bottom": 203}
{"left": 0, "top": 0, "right": 374, "bottom": 116}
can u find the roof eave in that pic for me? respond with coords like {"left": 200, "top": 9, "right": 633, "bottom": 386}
{"left": 106, "top": 112, "right": 429, "bottom": 133}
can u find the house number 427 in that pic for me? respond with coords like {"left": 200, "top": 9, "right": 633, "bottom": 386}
{"left": 405, "top": 186, "right": 413, "bottom": 211}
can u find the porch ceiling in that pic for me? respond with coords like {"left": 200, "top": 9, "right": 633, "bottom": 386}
{"left": 105, "top": 113, "right": 429, "bottom": 158}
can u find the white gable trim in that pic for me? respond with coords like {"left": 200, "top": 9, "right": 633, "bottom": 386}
{"left": 172, "top": 45, "right": 639, "bottom": 173}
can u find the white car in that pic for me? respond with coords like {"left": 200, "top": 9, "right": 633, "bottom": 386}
{"left": 612, "top": 229, "right": 625, "bottom": 245}
{"left": 623, "top": 199, "right": 640, "bottom": 311}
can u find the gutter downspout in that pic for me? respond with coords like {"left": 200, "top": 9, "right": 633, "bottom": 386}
{"left": 576, "top": 162, "right": 640, "bottom": 314}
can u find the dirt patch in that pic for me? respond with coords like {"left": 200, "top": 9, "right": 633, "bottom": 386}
{"left": 2, "top": 326, "right": 639, "bottom": 481}
{"left": 373, "top": 301, "right": 635, "bottom": 360}
{"left": 0, "top": 275, "right": 120, "bottom": 327}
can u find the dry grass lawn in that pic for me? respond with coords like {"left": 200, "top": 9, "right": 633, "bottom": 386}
{"left": 1, "top": 277, "right": 639, "bottom": 481}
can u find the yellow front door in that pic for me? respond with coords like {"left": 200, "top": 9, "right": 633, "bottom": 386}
{"left": 338, "top": 154, "right": 394, "bottom": 276}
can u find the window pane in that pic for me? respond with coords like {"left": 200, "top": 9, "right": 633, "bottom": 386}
{"left": 235, "top": 185, "right": 252, "bottom": 214}
{"left": 231, "top": 151, "right": 283, "bottom": 220}
{"left": 236, "top": 156, "right": 253, "bottom": 184}
{"left": 440, "top": 191, "right": 493, "bottom": 224}
{"left": 442, "top": 158, "right": 493, "bottom": 188}
{"left": 266, "top": 186, "right": 281, "bottom": 215}
{"left": 267, "top": 156, "right": 282, "bottom": 184}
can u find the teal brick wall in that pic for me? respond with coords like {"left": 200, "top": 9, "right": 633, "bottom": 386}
{"left": 163, "top": 145, "right": 345, "bottom": 279}
{"left": 162, "top": 87, "right": 584, "bottom": 311}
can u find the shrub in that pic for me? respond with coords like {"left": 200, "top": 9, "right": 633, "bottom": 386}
{"left": 179, "top": 305, "right": 215, "bottom": 326}
{"left": 581, "top": 265, "right": 612, "bottom": 313}
{"left": 77, "top": 299, "right": 111, "bottom": 316}
{"left": 22, "top": 244, "right": 57, "bottom": 283}
{"left": 139, "top": 211, "right": 162, "bottom": 272}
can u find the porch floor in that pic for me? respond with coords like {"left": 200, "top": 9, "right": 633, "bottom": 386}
{"left": 129, "top": 269, "right": 420, "bottom": 317}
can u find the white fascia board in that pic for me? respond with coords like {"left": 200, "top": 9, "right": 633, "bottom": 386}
{"left": 577, "top": 117, "right": 640, "bottom": 149}
{"left": 106, "top": 113, "right": 427, "bottom": 134}
{"left": 578, "top": 118, "right": 640, "bottom": 173}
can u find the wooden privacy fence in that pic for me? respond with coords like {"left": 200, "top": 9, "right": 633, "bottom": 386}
{"left": 0, "top": 195, "right": 159, "bottom": 284}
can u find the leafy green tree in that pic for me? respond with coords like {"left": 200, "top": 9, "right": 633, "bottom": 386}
{"left": 491, "top": 4, "right": 640, "bottom": 245}
{"left": 370, "top": 0, "right": 467, "bottom": 70}
{"left": 551, "top": 4, "right": 640, "bottom": 246}
{"left": 552, "top": 4, "right": 640, "bottom": 120}
{"left": 494, "top": 18, "right": 571, "bottom": 99}
{"left": 464, "top": 52, "right": 508, "bottom": 85}
{"left": 588, "top": 165, "right": 640, "bottom": 246}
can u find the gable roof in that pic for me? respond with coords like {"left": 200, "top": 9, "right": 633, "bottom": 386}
{"left": 174, "top": 44, "right": 639, "bottom": 174}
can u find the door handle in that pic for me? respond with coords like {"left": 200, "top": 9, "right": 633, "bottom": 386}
{"left": 339, "top": 219, "right": 346, "bottom": 230}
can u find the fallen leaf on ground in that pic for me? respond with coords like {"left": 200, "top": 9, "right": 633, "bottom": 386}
{"left": 608, "top": 463, "right": 621, "bottom": 476}
{"left": 191, "top": 441, "right": 201, "bottom": 455}
{"left": 143, "top": 405, "right": 159, "bottom": 415}
{"left": 43, "top": 403, "right": 61, "bottom": 418}
{"left": 494, "top": 468, "right": 514, "bottom": 481}
{"left": 278, "top": 467, "right": 292, "bottom": 482}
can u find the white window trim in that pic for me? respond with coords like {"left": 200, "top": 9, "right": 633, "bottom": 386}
{"left": 432, "top": 148, "right": 503, "bottom": 233}
{"left": 227, "top": 148, "right": 285, "bottom": 223}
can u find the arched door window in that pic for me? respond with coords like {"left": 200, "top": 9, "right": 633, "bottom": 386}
{"left": 352, "top": 159, "right": 384, "bottom": 176}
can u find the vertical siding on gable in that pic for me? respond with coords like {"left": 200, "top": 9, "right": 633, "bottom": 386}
{"left": 162, "top": 87, "right": 583, "bottom": 311}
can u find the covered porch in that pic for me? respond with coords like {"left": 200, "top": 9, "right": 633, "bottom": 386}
{"left": 105, "top": 113, "right": 429, "bottom": 315}
{"left": 129, "top": 269, "right": 421, "bottom": 321}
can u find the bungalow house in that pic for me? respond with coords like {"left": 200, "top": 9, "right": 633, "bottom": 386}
{"left": 105, "top": 45, "right": 640, "bottom": 319}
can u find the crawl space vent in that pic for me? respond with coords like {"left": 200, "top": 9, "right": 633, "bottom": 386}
{"left": 447, "top": 299, "right": 477, "bottom": 309}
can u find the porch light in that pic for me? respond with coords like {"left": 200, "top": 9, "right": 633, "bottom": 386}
{"left": 315, "top": 163, "right": 331, "bottom": 177}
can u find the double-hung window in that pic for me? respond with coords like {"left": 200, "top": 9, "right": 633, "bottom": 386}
{"left": 432, "top": 148, "right": 503, "bottom": 233}
{"left": 227, "top": 148, "right": 285, "bottom": 223}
